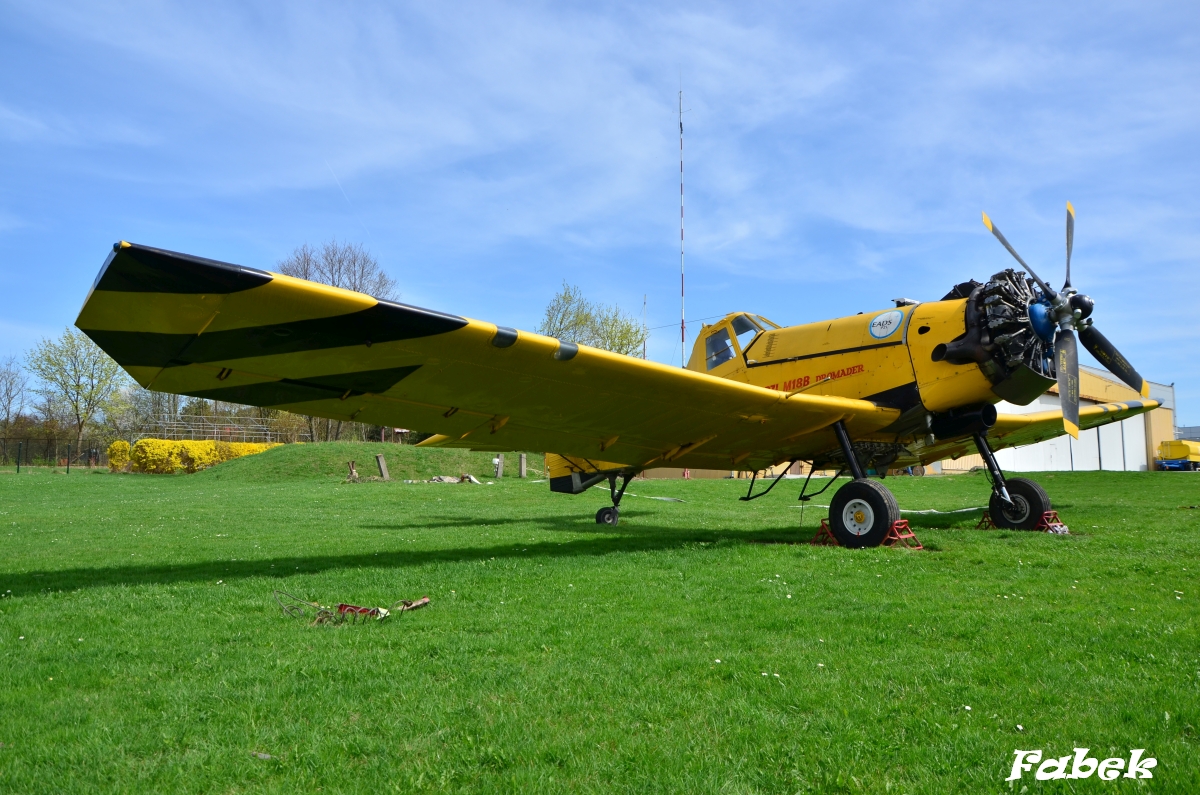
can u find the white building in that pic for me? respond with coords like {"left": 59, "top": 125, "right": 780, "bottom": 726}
{"left": 941, "top": 365, "right": 1176, "bottom": 473}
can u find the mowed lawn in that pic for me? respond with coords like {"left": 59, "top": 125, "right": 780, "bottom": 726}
{"left": 0, "top": 445, "right": 1197, "bottom": 794}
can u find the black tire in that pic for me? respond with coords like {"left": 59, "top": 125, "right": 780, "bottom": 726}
{"left": 829, "top": 479, "right": 900, "bottom": 548}
{"left": 595, "top": 506, "right": 620, "bottom": 526}
{"left": 989, "top": 477, "right": 1051, "bottom": 530}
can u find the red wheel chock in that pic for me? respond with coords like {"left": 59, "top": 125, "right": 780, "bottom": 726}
{"left": 882, "top": 519, "right": 923, "bottom": 550}
{"left": 810, "top": 518, "right": 839, "bottom": 546}
{"left": 1034, "top": 510, "right": 1069, "bottom": 534}
{"left": 975, "top": 511, "right": 996, "bottom": 529}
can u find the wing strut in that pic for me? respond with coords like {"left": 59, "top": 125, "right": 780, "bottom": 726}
{"left": 739, "top": 460, "right": 797, "bottom": 502}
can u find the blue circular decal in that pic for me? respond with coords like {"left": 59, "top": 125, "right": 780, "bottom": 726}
{"left": 869, "top": 310, "right": 904, "bottom": 339}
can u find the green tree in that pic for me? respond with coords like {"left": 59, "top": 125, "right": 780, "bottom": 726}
{"left": 537, "top": 283, "right": 648, "bottom": 356}
{"left": 0, "top": 355, "right": 27, "bottom": 434}
{"left": 26, "top": 329, "right": 127, "bottom": 447}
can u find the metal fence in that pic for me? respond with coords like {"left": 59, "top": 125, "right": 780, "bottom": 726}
{"left": 145, "top": 414, "right": 306, "bottom": 443}
{"left": 1, "top": 438, "right": 109, "bottom": 468}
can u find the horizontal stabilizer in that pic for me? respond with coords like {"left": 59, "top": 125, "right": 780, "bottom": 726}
{"left": 546, "top": 453, "right": 632, "bottom": 495}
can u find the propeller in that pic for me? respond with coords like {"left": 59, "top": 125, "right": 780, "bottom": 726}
{"left": 981, "top": 204, "right": 1150, "bottom": 439}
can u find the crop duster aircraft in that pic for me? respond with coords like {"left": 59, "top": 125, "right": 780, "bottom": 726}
{"left": 77, "top": 205, "right": 1156, "bottom": 547}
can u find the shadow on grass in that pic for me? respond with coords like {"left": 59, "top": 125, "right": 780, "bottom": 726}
{"left": 4, "top": 520, "right": 824, "bottom": 595}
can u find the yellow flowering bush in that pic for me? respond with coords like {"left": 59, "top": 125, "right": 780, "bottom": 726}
{"left": 107, "top": 440, "right": 131, "bottom": 472}
{"left": 129, "top": 439, "right": 279, "bottom": 474}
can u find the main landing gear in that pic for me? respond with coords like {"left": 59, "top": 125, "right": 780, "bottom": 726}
{"left": 828, "top": 421, "right": 901, "bottom": 548}
{"left": 823, "top": 422, "right": 1054, "bottom": 545}
{"left": 973, "top": 432, "right": 1051, "bottom": 530}
{"left": 595, "top": 472, "right": 633, "bottom": 526}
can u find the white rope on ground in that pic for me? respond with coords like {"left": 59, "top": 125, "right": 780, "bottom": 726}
{"left": 589, "top": 484, "right": 685, "bottom": 502}
{"left": 789, "top": 505, "right": 985, "bottom": 514}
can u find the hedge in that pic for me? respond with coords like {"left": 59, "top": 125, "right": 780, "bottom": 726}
{"left": 124, "top": 439, "right": 279, "bottom": 474}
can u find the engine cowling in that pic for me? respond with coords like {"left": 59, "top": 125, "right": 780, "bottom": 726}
{"left": 931, "top": 269, "right": 1056, "bottom": 406}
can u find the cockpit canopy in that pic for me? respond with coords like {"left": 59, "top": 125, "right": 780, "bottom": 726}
{"left": 700, "top": 313, "right": 779, "bottom": 371}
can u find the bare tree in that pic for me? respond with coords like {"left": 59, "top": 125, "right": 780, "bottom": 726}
{"left": 0, "top": 356, "right": 26, "bottom": 434}
{"left": 26, "top": 329, "right": 127, "bottom": 447}
{"left": 277, "top": 240, "right": 398, "bottom": 300}
{"left": 538, "top": 283, "right": 648, "bottom": 356}
{"left": 277, "top": 240, "right": 399, "bottom": 441}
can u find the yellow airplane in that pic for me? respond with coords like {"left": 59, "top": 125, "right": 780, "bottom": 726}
{"left": 76, "top": 205, "right": 1156, "bottom": 547}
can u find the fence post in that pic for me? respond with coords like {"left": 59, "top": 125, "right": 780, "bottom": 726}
{"left": 375, "top": 453, "right": 390, "bottom": 482}
{"left": 495, "top": 454, "right": 504, "bottom": 479}
{"left": 16, "top": 442, "right": 21, "bottom": 474}
{"left": 67, "top": 443, "right": 71, "bottom": 474}
{"left": 519, "top": 453, "right": 527, "bottom": 478}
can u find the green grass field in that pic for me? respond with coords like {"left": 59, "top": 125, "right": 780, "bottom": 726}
{"left": 0, "top": 445, "right": 1197, "bottom": 793}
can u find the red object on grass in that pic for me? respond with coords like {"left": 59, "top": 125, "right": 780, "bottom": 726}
{"left": 882, "top": 519, "right": 923, "bottom": 550}
{"left": 809, "top": 518, "right": 839, "bottom": 546}
{"left": 1033, "top": 510, "right": 1069, "bottom": 534}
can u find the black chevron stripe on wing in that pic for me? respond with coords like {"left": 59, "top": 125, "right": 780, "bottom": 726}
{"left": 79, "top": 242, "right": 468, "bottom": 369}
{"left": 84, "top": 302, "right": 466, "bottom": 367}
{"left": 92, "top": 242, "right": 274, "bottom": 294}
{"left": 184, "top": 365, "right": 422, "bottom": 407}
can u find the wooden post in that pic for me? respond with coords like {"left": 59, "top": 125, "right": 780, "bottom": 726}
{"left": 519, "top": 453, "right": 527, "bottom": 478}
{"left": 347, "top": 460, "right": 358, "bottom": 479}
{"left": 496, "top": 453, "right": 504, "bottom": 478}
{"left": 16, "top": 442, "right": 21, "bottom": 474}
{"left": 66, "top": 443, "right": 71, "bottom": 474}
{"left": 375, "top": 453, "right": 390, "bottom": 481}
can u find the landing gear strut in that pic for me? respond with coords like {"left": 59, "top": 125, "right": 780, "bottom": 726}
{"left": 973, "top": 432, "right": 1051, "bottom": 530}
{"left": 595, "top": 472, "right": 633, "bottom": 526}
{"left": 828, "top": 421, "right": 900, "bottom": 548}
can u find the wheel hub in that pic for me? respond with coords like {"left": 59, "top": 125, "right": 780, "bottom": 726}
{"left": 843, "top": 499, "right": 874, "bottom": 536}
{"left": 1002, "top": 494, "right": 1030, "bottom": 524}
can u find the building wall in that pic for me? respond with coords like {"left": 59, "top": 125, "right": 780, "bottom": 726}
{"left": 943, "top": 369, "right": 1175, "bottom": 473}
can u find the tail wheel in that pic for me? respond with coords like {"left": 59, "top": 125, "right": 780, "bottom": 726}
{"left": 595, "top": 506, "right": 620, "bottom": 526}
{"left": 829, "top": 479, "right": 900, "bottom": 548}
{"left": 989, "top": 477, "right": 1051, "bottom": 530}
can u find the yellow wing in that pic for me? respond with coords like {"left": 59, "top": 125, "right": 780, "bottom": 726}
{"left": 76, "top": 242, "right": 902, "bottom": 471}
{"left": 917, "top": 400, "right": 1159, "bottom": 464}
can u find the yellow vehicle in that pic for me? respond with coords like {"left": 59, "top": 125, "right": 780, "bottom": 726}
{"left": 75, "top": 205, "right": 1157, "bottom": 547}
{"left": 1157, "top": 440, "right": 1200, "bottom": 471}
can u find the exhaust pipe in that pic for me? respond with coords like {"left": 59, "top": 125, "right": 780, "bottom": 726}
{"left": 930, "top": 404, "right": 997, "bottom": 440}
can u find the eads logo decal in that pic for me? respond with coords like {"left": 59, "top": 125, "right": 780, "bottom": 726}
{"left": 869, "top": 309, "right": 903, "bottom": 339}
{"left": 1007, "top": 749, "right": 1157, "bottom": 781}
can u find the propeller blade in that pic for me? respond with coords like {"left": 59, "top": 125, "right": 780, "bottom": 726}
{"left": 981, "top": 212, "right": 1056, "bottom": 299}
{"left": 1064, "top": 201, "right": 1075, "bottom": 290}
{"left": 1079, "top": 325, "right": 1151, "bottom": 397}
{"left": 1056, "top": 330, "right": 1080, "bottom": 438}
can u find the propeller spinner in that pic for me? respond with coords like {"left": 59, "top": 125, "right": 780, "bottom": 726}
{"left": 981, "top": 204, "right": 1150, "bottom": 438}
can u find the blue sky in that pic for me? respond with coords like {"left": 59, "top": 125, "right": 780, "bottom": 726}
{"left": 2, "top": 1, "right": 1197, "bottom": 423}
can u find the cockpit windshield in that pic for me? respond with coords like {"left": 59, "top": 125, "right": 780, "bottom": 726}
{"left": 730, "top": 314, "right": 760, "bottom": 350}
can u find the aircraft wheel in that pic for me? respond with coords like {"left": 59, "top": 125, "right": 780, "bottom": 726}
{"left": 595, "top": 506, "right": 620, "bottom": 526}
{"left": 829, "top": 479, "right": 899, "bottom": 548}
{"left": 989, "top": 477, "right": 1051, "bottom": 530}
